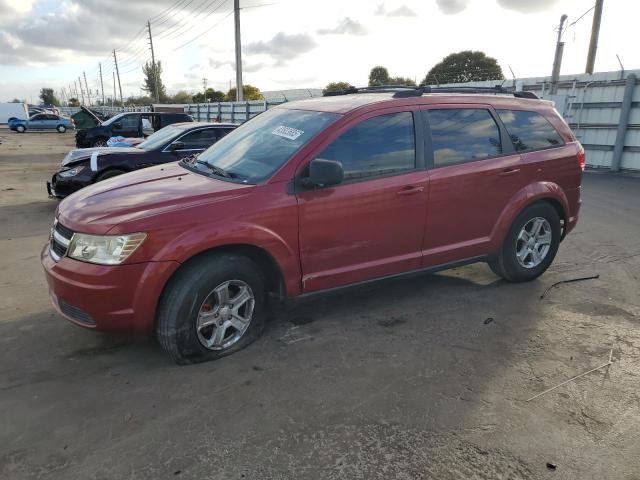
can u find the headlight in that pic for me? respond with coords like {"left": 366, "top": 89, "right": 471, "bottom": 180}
{"left": 67, "top": 233, "right": 147, "bottom": 265}
{"left": 58, "top": 165, "right": 85, "bottom": 177}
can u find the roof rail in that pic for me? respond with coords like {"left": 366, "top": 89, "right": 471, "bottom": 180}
{"left": 323, "top": 84, "right": 539, "bottom": 100}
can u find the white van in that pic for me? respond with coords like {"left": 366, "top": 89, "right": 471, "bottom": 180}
{"left": 0, "top": 103, "right": 28, "bottom": 124}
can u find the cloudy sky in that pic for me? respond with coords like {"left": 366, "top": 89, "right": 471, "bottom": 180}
{"left": 0, "top": 0, "right": 637, "bottom": 102}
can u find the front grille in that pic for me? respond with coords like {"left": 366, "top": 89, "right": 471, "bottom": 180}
{"left": 49, "top": 220, "right": 74, "bottom": 262}
{"left": 58, "top": 299, "right": 95, "bottom": 325}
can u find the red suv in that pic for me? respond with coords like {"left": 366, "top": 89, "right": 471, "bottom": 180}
{"left": 42, "top": 87, "right": 584, "bottom": 363}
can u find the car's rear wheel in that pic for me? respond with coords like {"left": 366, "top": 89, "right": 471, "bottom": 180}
{"left": 91, "top": 137, "right": 108, "bottom": 147}
{"left": 156, "top": 253, "right": 267, "bottom": 364}
{"left": 56, "top": 125, "right": 66, "bottom": 133}
{"left": 16, "top": 125, "right": 26, "bottom": 133}
{"left": 489, "top": 202, "right": 561, "bottom": 282}
{"left": 95, "top": 169, "right": 126, "bottom": 182}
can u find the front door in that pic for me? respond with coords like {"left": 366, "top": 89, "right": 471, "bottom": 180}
{"left": 297, "top": 109, "right": 428, "bottom": 292}
{"left": 112, "top": 114, "right": 140, "bottom": 137}
{"left": 421, "top": 106, "right": 525, "bottom": 265}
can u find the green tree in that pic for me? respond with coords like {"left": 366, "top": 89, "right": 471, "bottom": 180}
{"left": 368, "top": 66, "right": 390, "bottom": 86}
{"left": 142, "top": 61, "right": 167, "bottom": 102}
{"left": 225, "top": 85, "right": 263, "bottom": 101}
{"left": 388, "top": 76, "right": 416, "bottom": 86}
{"left": 39, "top": 88, "right": 60, "bottom": 106}
{"left": 169, "top": 91, "right": 194, "bottom": 104}
{"left": 193, "top": 88, "right": 226, "bottom": 103}
{"left": 67, "top": 97, "right": 80, "bottom": 107}
{"left": 421, "top": 51, "right": 504, "bottom": 85}
{"left": 10, "top": 98, "right": 24, "bottom": 103}
{"left": 322, "top": 81, "right": 353, "bottom": 95}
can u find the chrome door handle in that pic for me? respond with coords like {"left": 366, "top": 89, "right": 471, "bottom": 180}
{"left": 397, "top": 186, "right": 424, "bottom": 196}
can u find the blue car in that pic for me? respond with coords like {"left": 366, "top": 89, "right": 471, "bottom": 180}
{"left": 9, "top": 113, "right": 74, "bottom": 133}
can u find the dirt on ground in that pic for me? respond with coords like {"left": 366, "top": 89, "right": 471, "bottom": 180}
{"left": 1, "top": 127, "right": 639, "bottom": 479}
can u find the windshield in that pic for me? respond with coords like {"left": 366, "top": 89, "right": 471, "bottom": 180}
{"left": 193, "top": 108, "right": 340, "bottom": 183}
{"left": 136, "top": 125, "right": 181, "bottom": 151}
{"left": 101, "top": 113, "right": 128, "bottom": 126}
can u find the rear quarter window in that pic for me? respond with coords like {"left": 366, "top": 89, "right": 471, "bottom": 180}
{"left": 496, "top": 110, "right": 564, "bottom": 152}
{"left": 428, "top": 108, "right": 503, "bottom": 167}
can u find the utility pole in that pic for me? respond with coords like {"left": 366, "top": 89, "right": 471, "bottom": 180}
{"left": 113, "top": 72, "right": 117, "bottom": 107}
{"left": 585, "top": 0, "right": 604, "bottom": 74}
{"left": 147, "top": 20, "right": 159, "bottom": 103}
{"left": 234, "top": 0, "right": 243, "bottom": 101}
{"left": 203, "top": 78, "right": 208, "bottom": 102}
{"left": 77, "top": 77, "right": 85, "bottom": 105}
{"left": 113, "top": 49, "right": 124, "bottom": 106}
{"left": 83, "top": 71, "right": 90, "bottom": 105}
{"left": 99, "top": 62, "right": 105, "bottom": 105}
{"left": 550, "top": 14, "right": 567, "bottom": 95}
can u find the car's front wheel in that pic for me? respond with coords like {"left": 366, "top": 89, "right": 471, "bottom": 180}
{"left": 156, "top": 253, "right": 267, "bottom": 364}
{"left": 489, "top": 202, "right": 561, "bottom": 282}
{"left": 56, "top": 125, "right": 66, "bottom": 133}
{"left": 16, "top": 125, "right": 26, "bottom": 133}
{"left": 91, "top": 137, "right": 108, "bottom": 147}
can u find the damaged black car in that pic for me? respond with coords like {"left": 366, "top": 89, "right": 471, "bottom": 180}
{"left": 48, "top": 122, "right": 236, "bottom": 198}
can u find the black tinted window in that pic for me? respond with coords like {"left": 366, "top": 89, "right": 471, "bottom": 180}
{"left": 429, "top": 109, "right": 502, "bottom": 166}
{"left": 31, "top": 114, "right": 46, "bottom": 120}
{"left": 497, "top": 110, "right": 564, "bottom": 151}
{"left": 117, "top": 115, "right": 139, "bottom": 130}
{"left": 180, "top": 128, "right": 221, "bottom": 149}
{"left": 319, "top": 112, "right": 415, "bottom": 181}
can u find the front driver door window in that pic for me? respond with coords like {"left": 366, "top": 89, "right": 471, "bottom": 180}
{"left": 297, "top": 110, "right": 428, "bottom": 292}
{"left": 113, "top": 114, "right": 140, "bottom": 136}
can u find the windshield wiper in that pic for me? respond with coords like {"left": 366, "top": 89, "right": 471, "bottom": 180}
{"left": 197, "top": 159, "right": 233, "bottom": 178}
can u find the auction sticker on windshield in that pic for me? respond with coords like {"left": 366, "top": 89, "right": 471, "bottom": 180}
{"left": 272, "top": 125, "right": 304, "bottom": 140}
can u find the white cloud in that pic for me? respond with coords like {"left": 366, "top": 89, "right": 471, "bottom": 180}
{"left": 318, "top": 17, "right": 368, "bottom": 35}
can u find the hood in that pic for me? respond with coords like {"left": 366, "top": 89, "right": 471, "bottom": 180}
{"left": 80, "top": 105, "right": 105, "bottom": 124}
{"left": 61, "top": 146, "right": 142, "bottom": 166}
{"left": 57, "top": 162, "right": 254, "bottom": 233}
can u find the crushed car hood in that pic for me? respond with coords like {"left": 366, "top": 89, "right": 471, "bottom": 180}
{"left": 57, "top": 162, "right": 254, "bottom": 233}
{"left": 61, "top": 147, "right": 143, "bottom": 166}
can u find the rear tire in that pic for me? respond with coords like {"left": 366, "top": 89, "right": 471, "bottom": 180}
{"left": 156, "top": 253, "right": 267, "bottom": 364}
{"left": 16, "top": 125, "right": 26, "bottom": 133}
{"left": 91, "top": 137, "right": 108, "bottom": 147}
{"left": 57, "top": 125, "right": 66, "bottom": 133}
{"left": 489, "top": 202, "right": 561, "bottom": 282}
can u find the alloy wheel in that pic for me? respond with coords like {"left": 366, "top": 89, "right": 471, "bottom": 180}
{"left": 196, "top": 280, "right": 255, "bottom": 350}
{"left": 515, "top": 217, "right": 552, "bottom": 268}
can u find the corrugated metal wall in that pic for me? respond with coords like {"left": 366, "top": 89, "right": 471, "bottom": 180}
{"left": 430, "top": 70, "right": 640, "bottom": 171}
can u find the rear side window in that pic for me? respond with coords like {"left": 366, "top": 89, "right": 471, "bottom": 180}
{"left": 428, "top": 109, "right": 502, "bottom": 167}
{"left": 497, "top": 110, "right": 564, "bottom": 152}
{"left": 318, "top": 112, "right": 415, "bottom": 181}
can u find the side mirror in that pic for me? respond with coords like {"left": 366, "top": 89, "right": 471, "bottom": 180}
{"left": 113, "top": 122, "right": 122, "bottom": 129}
{"left": 168, "top": 141, "right": 185, "bottom": 151}
{"left": 306, "top": 158, "right": 344, "bottom": 188}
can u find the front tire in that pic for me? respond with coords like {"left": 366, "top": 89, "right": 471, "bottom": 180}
{"left": 16, "top": 125, "right": 26, "bottom": 133}
{"left": 57, "top": 125, "right": 66, "bottom": 133}
{"left": 91, "top": 137, "right": 108, "bottom": 147}
{"left": 156, "top": 253, "right": 267, "bottom": 364}
{"left": 489, "top": 202, "right": 561, "bottom": 282}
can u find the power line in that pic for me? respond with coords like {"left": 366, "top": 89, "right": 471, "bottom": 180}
{"left": 158, "top": 0, "right": 224, "bottom": 40}
{"left": 150, "top": 0, "right": 190, "bottom": 22}
{"left": 173, "top": 6, "right": 232, "bottom": 51}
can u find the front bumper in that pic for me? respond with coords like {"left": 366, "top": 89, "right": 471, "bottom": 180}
{"left": 42, "top": 244, "right": 180, "bottom": 335}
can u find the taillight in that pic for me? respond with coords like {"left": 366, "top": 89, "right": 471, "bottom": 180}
{"left": 577, "top": 146, "right": 585, "bottom": 171}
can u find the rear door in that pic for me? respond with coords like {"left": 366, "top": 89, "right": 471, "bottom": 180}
{"left": 296, "top": 107, "right": 428, "bottom": 292}
{"left": 421, "top": 105, "right": 525, "bottom": 266}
